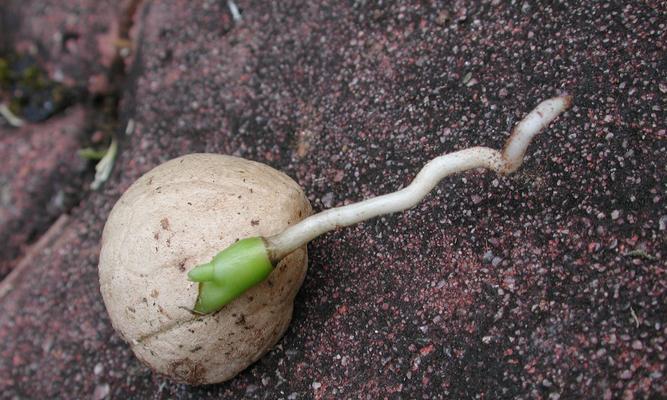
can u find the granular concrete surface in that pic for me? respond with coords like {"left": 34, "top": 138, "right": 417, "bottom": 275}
{"left": 0, "top": 107, "right": 89, "bottom": 278}
{"left": 0, "top": 1, "right": 665, "bottom": 399}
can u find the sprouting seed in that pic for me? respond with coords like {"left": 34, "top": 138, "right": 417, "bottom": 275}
{"left": 188, "top": 95, "right": 573, "bottom": 314}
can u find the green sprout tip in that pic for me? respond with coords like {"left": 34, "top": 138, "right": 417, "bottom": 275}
{"left": 188, "top": 237, "right": 273, "bottom": 314}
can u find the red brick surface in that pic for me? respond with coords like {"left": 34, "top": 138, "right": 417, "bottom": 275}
{"left": 0, "top": 0, "right": 124, "bottom": 90}
{"left": 0, "top": 107, "right": 88, "bottom": 277}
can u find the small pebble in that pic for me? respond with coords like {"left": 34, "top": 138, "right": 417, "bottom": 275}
{"left": 333, "top": 170, "right": 345, "bottom": 182}
{"left": 321, "top": 192, "right": 334, "bottom": 208}
{"left": 620, "top": 370, "right": 633, "bottom": 380}
{"left": 92, "top": 384, "right": 110, "bottom": 400}
{"left": 94, "top": 363, "right": 103, "bottom": 375}
{"left": 483, "top": 250, "right": 494, "bottom": 263}
{"left": 246, "top": 385, "right": 258, "bottom": 394}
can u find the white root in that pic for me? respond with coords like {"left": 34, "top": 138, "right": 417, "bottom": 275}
{"left": 0, "top": 103, "right": 25, "bottom": 128}
{"left": 266, "top": 95, "right": 572, "bottom": 261}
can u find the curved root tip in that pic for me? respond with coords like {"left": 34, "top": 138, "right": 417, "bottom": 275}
{"left": 502, "top": 95, "right": 572, "bottom": 173}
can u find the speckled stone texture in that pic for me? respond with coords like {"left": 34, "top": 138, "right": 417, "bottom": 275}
{"left": 0, "top": 0, "right": 134, "bottom": 278}
{"left": 0, "top": 1, "right": 665, "bottom": 399}
{"left": 0, "top": 107, "right": 89, "bottom": 278}
{"left": 0, "top": 0, "right": 126, "bottom": 91}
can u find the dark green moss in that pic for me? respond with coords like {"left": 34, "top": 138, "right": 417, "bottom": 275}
{"left": 0, "top": 58, "right": 9, "bottom": 86}
{"left": 0, "top": 53, "right": 75, "bottom": 122}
